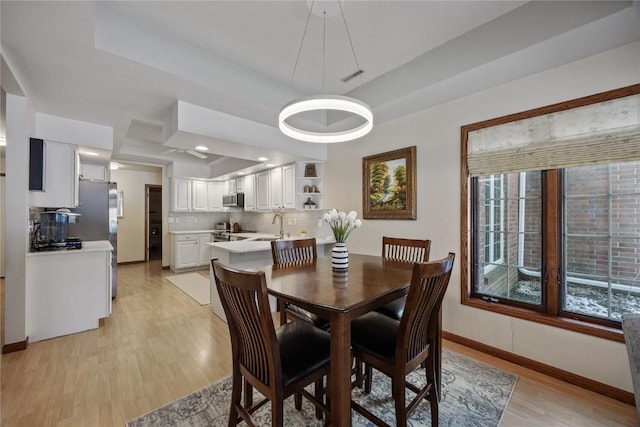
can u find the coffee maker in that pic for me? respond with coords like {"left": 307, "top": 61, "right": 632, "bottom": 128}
{"left": 32, "top": 209, "right": 82, "bottom": 251}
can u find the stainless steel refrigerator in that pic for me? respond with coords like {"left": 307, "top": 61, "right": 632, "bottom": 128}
{"left": 69, "top": 180, "right": 118, "bottom": 298}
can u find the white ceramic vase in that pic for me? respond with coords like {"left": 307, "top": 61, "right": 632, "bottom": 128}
{"left": 332, "top": 242, "right": 349, "bottom": 270}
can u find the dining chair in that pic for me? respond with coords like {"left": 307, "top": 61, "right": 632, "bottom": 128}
{"left": 212, "top": 260, "right": 331, "bottom": 426}
{"left": 376, "top": 236, "right": 432, "bottom": 320}
{"left": 350, "top": 253, "right": 455, "bottom": 427}
{"left": 271, "top": 238, "right": 330, "bottom": 330}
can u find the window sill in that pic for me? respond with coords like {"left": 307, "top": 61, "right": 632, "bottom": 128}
{"left": 462, "top": 296, "right": 624, "bottom": 343}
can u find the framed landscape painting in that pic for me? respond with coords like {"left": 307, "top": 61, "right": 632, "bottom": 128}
{"left": 362, "top": 146, "right": 416, "bottom": 220}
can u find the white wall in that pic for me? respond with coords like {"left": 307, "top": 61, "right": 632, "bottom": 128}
{"left": 111, "top": 168, "right": 162, "bottom": 263}
{"left": 325, "top": 42, "right": 640, "bottom": 392}
{"left": 4, "top": 93, "right": 33, "bottom": 345}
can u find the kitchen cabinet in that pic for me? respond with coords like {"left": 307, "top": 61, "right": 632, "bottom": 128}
{"left": 170, "top": 232, "right": 214, "bottom": 272}
{"left": 171, "top": 178, "right": 192, "bottom": 212}
{"left": 80, "top": 163, "right": 107, "bottom": 181}
{"left": 191, "top": 179, "right": 208, "bottom": 211}
{"left": 26, "top": 241, "right": 112, "bottom": 342}
{"left": 256, "top": 171, "right": 270, "bottom": 210}
{"left": 236, "top": 177, "right": 244, "bottom": 193}
{"left": 297, "top": 161, "right": 324, "bottom": 210}
{"left": 282, "top": 164, "right": 296, "bottom": 209}
{"left": 270, "top": 167, "right": 283, "bottom": 209}
{"left": 207, "top": 181, "right": 223, "bottom": 210}
{"left": 223, "top": 179, "right": 236, "bottom": 195}
{"left": 243, "top": 174, "right": 256, "bottom": 211}
{"left": 199, "top": 233, "right": 212, "bottom": 266}
{"left": 173, "top": 234, "right": 198, "bottom": 271}
{"left": 269, "top": 164, "right": 296, "bottom": 210}
{"left": 30, "top": 140, "right": 80, "bottom": 208}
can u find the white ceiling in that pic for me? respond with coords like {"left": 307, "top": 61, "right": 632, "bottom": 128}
{"left": 1, "top": 1, "right": 638, "bottom": 177}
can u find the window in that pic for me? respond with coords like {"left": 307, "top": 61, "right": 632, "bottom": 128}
{"left": 461, "top": 85, "right": 640, "bottom": 341}
{"left": 563, "top": 162, "right": 640, "bottom": 322}
{"left": 473, "top": 172, "right": 542, "bottom": 306}
{"left": 482, "top": 174, "right": 505, "bottom": 266}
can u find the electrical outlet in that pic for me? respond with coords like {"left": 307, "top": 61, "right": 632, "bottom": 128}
{"left": 168, "top": 217, "right": 174, "bottom": 223}
{"left": 317, "top": 219, "right": 323, "bottom": 227}
{"left": 287, "top": 218, "right": 294, "bottom": 225}
{"left": 293, "top": 218, "right": 297, "bottom": 225}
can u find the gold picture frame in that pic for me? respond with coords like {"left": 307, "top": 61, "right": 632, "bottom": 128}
{"left": 362, "top": 146, "right": 416, "bottom": 220}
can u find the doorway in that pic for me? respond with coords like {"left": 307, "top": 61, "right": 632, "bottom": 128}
{"left": 146, "top": 184, "right": 162, "bottom": 262}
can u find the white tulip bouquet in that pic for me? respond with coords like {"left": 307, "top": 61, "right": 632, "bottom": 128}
{"left": 323, "top": 209, "right": 363, "bottom": 243}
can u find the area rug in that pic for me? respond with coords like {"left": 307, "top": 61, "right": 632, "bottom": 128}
{"left": 127, "top": 349, "right": 517, "bottom": 426}
{"left": 166, "top": 273, "right": 210, "bottom": 305}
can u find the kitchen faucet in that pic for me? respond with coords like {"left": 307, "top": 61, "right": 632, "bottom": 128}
{"left": 272, "top": 213, "right": 284, "bottom": 240}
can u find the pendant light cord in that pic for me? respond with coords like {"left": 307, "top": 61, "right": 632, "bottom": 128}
{"left": 338, "top": 0, "right": 369, "bottom": 104}
{"left": 289, "top": 0, "right": 315, "bottom": 83}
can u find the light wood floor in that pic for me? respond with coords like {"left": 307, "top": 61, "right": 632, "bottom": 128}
{"left": 1, "top": 261, "right": 637, "bottom": 426}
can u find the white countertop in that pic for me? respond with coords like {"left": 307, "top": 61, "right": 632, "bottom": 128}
{"left": 28, "top": 240, "right": 113, "bottom": 257}
{"left": 168, "top": 230, "right": 216, "bottom": 235}
{"left": 207, "top": 234, "right": 334, "bottom": 254}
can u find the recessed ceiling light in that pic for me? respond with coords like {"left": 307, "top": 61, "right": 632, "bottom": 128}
{"left": 195, "top": 145, "right": 208, "bottom": 151}
{"left": 86, "top": 151, "right": 100, "bottom": 156}
{"left": 265, "top": 163, "right": 275, "bottom": 167}
{"left": 258, "top": 157, "right": 268, "bottom": 162}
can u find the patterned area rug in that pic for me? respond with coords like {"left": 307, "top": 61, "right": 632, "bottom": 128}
{"left": 127, "top": 349, "right": 517, "bottom": 426}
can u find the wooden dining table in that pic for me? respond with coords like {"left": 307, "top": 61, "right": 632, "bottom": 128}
{"left": 261, "top": 253, "right": 418, "bottom": 426}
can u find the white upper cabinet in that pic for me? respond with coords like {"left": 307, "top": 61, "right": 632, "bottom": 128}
{"left": 80, "top": 163, "right": 107, "bottom": 181}
{"left": 243, "top": 174, "right": 256, "bottom": 211}
{"left": 256, "top": 171, "right": 270, "bottom": 210}
{"left": 207, "top": 181, "right": 223, "bottom": 211}
{"left": 269, "top": 167, "right": 283, "bottom": 209}
{"left": 30, "top": 140, "right": 80, "bottom": 208}
{"left": 282, "top": 164, "right": 296, "bottom": 209}
{"left": 191, "top": 179, "right": 208, "bottom": 211}
{"left": 236, "top": 177, "right": 244, "bottom": 193}
{"left": 269, "top": 164, "right": 296, "bottom": 210}
{"left": 171, "top": 178, "right": 192, "bottom": 212}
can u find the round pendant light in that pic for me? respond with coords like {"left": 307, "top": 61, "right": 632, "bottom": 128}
{"left": 280, "top": 1, "right": 372, "bottom": 143}
{"left": 279, "top": 95, "right": 373, "bottom": 143}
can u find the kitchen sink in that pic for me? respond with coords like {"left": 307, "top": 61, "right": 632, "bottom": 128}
{"left": 253, "top": 237, "right": 280, "bottom": 241}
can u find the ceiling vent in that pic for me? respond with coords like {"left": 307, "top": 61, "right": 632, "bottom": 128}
{"left": 341, "top": 69, "right": 365, "bottom": 83}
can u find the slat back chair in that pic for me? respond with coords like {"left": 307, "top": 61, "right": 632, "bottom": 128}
{"left": 212, "top": 260, "right": 330, "bottom": 426}
{"left": 271, "top": 239, "right": 329, "bottom": 330}
{"left": 271, "top": 238, "right": 317, "bottom": 265}
{"left": 351, "top": 253, "right": 455, "bottom": 427}
{"left": 382, "top": 236, "right": 431, "bottom": 263}
{"left": 377, "top": 237, "right": 431, "bottom": 320}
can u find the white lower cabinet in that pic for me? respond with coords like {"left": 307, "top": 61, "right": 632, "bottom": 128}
{"left": 26, "top": 242, "right": 112, "bottom": 342}
{"left": 170, "top": 232, "right": 213, "bottom": 272}
{"left": 199, "top": 233, "right": 212, "bottom": 266}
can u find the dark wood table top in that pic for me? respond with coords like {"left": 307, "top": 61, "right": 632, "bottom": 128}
{"left": 263, "top": 253, "right": 414, "bottom": 319}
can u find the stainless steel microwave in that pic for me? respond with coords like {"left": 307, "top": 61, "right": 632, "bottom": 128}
{"left": 222, "top": 193, "right": 244, "bottom": 207}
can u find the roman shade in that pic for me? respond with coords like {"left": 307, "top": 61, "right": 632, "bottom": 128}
{"left": 466, "top": 93, "right": 640, "bottom": 176}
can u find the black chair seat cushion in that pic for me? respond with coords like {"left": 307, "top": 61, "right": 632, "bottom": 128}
{"left": 375, "top": 296, "right": 406, "bottom": 320}
{"left": 277, "top": 320, "right": 331, "bottom": 388}
{"left": 351, "top": 312, "right": 399, "bottom": 364}
{"left": 287, "top": 304, "right": 330, "bottom": 331}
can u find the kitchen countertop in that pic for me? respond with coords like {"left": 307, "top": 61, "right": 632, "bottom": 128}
{"left": 27, "top": 240, "right": 113, "bottom": 257}
{"left": 168, "top": 230, "right": 216, "bottom": 235}
{"left": 207, "top": 234, "right": 334, "bottom": 254}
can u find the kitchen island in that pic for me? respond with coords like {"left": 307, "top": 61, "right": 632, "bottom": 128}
{"left": 26, "top": 240, "right": 113, "bottom": 342}
{"left": 207, "top": 235, "right": 334, "bottom": 321}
